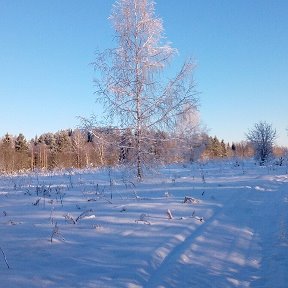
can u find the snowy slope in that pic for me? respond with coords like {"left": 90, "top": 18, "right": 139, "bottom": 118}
{"left": 0, "top": 160, "right": 287, "bottom": 287}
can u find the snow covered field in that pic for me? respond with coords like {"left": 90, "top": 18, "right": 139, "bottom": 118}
{"left": 0, "top": 159, "right": 287, "bottom": 288}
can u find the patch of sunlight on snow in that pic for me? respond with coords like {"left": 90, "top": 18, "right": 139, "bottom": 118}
{"left": 127, "top": 284, "right": 142, "bottom": 288}
{"left": 82, "top": 215, "right": 96, "bottom": 219}
{"left": 254, "top": 185, "right": 274, "bottom": 192}
{"left": 227, "top": 278, "right": 250, "bottom": 287}
{"left": 227, "top": 277, "right": 240, "bottom": 286}
{"left": 249, "top": 258, "right": 260, "bottom": 269}
{"left": 180, "top": 254, "right": 189, "bottom": 263}
{"left": 228, "top": 252, "right": 246, "bottom": 266}
{"left": 155, "top": 247, "right": 169, "bottom": 261}
{"left": 174, "top": 233, "right": 185, "bottom": 242}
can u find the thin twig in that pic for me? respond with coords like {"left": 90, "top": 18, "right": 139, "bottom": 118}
{"left": 0, "top": 247, "right": 10, "bottom": 269}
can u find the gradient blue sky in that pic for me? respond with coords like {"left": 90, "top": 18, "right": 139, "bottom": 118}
{"left": 1, "top": 0, "right": 287, "bottom": 146}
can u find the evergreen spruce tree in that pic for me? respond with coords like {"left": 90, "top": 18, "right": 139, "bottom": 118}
{"left": 15, "top": 133, "right": 29, "bottom": 152}
{"left": 220, "top": 139, "right": 227, "bottom": 157}
{"left": 14, "top": 133, "right": 30, "bottom": 170}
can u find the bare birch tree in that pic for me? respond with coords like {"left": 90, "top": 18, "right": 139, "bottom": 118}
{"left": 246, "top": 121, "right": 277, "bottom": 164}
{"left": 175, "top": 106, "right": 206, "bottom": 162}
{"left": 71, "top": 130, "right": 86, "bottom": 168}
{"left": 93, "top": 0, "right": 199, "bottom": 179}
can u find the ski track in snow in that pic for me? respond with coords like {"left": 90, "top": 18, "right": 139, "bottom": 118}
{"left": 0, "top": 160, "right": 288, "bottom": 288}
{"left": 144, "top": 171, "right": 288, "bottom": 288}
{"left": 144, "top": 189, "right": 245, "bottom": 288}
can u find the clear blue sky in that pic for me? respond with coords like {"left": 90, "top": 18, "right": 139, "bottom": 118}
{"left": 1, "top": 0, "right": 287, "bottom": 146}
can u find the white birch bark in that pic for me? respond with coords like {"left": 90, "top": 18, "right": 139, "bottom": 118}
{"left": 93, "top": 0, "right": 199, "bottom": 178}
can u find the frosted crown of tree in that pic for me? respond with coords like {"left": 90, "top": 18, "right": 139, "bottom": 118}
{"left": 93, "top": 0, "right": 199, "bottom": 178}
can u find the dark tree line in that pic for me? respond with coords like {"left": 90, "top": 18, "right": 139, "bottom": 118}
{"left": 0, "top": 129, "right": 112, "bottom": 172}
{"left": 0, "top": 128, "right": 285, "bottom": 173}
{"left": 200, "top": 136, "right": 253, "bottom": 159}
{"left": 0, "top": 128, "right": 202, "bottom": 173}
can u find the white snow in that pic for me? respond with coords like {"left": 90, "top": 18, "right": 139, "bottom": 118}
{"left": 0, "top": 159, "right": 287, "bottom": 287}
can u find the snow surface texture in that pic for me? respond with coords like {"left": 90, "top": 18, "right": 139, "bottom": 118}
{"left": 0, "top": 160, "right": 287, "bottom": 288}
